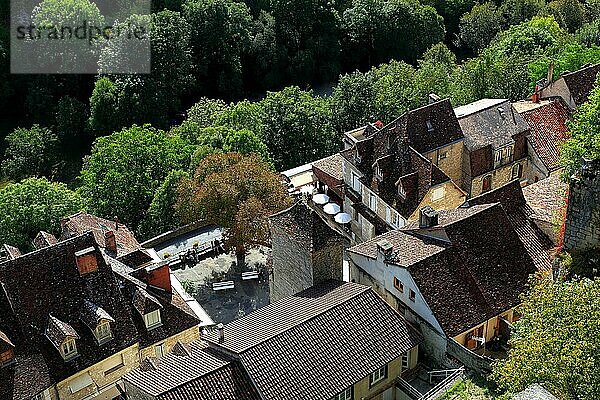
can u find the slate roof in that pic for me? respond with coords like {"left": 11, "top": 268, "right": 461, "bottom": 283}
{"left": 0, "top": 330, "right": 14, "bottom": 347}
{"left": 61, "top": 212, "right": 152, "bottom": 265}
{"left": 519, "top": 99, "right": 571, "bottom": 172}
{"left": 133, "top": 287, "right": 163, "bottom": 315}
{"left": 203, "top": 280, "right": 423, "bottom": 400}
{"left": 46, "top": 315, "right": 80, "bottom": 349}
{"left": 80, "top": 300, "right": 115, "bottom": 331}
{"left": 33, "top": 231, "right": 58, "bottom": 250}
{"left": 349, "top": 204, "right": 538, "bottom": 337}
{"left": 0, "top": 244, "right": 21, "bottom": 261}
{"left": 522, "top": 174, "right": 568, "bottom": 226}
{"left": 513, "top": 384, "right": 559, "bottom": 400}
{"left": 455, "top": 99, "right": 529, "bottom": 151}
{"left": 467, "top": 180, "right": 555, "bottom": 272}
{"left": 312, "top": 153, "right": 344, "bottom": 181}
{"left": 394, "top": 98, "right": 464, "bottom": 154}
{"left": 0, "top": 233, "right": 199, "bottom": 399}
{"left": 561, "top": 64, "right": 600, "bottom": 106}
{"left": 124, "top": 342, "right": 260, "bottom": 400}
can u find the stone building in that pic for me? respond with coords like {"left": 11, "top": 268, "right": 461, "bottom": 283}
{"left": 522, "top": 174, "right": 568, "bottom": 246}
{"left": 347, "top": 203, "right": 540, "bottom": 365}
{"left": 123, "top": 281, "right": 423, "bottom": 400}
{"left": 268, "top": 201, "right": 346, "bottom": 302}
{"left": 0, "top": 232, "right": 201, "bottom": 400}
{"left": 454, "top": 99, "right": 530, "bottom": 197}
{"left": 563, "top": 159, "right": 600, "bottom": 252}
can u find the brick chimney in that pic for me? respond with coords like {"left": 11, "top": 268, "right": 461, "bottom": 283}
{"left": 105, "top": 231, "right": 117, "bottom": 255}
{"left": 563, "top": 159, "right": 600, "bottom": 252}
{"left": 146, "top": 263, "right": 172, "bottom": 293}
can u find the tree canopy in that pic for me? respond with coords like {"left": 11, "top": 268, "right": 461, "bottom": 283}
{"left": 2, "top": 125, "right": 58, "bottom": 182}
{"left": 0, "top": 178, "right": 85, "bottom": 250}
{"left": 493, "top": 276, "right": 600, "bottom": 399}
{"left": 176, "top": 152, "right": 291, "bottom": 266}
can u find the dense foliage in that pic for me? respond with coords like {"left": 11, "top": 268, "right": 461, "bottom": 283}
{"left": 493, "top": 276, "right": 600, "bottom": 399}
{"left": 0, "top": 178, "right": 85, "bottom": 250}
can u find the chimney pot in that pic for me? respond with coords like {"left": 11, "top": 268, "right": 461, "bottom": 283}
{"left": 428, "top": 93, "right": 441, "bottom": 104}
{"left": 217, "top": 323, "right": 225, "bottom": 343}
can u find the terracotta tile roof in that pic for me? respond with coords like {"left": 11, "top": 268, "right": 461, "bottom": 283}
{"left": 312, "top": 153, "right": 344, "bottom": 181}
{"left": 520, "top": 99, "right": 571, "bottom": 172}
{"left": 124, "top": 341, "right": 260, "bottom": 400}
{"left": 203, "top": 280, "right": 423, "bottom": 400}
{"left": 522, "top": 174, "right": 568, "bottom": 226}
{"left": 61, "top": 212, "right": 152, "bottom": 264}
{"left": 561, "top": 64, "right": 600, "bottom": 106}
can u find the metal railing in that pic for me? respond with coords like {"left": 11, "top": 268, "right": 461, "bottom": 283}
{"left": 419, "top": 367, "right": 465, "bottom": 400}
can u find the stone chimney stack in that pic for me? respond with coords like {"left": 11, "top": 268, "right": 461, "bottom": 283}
{"left": 105, "top": 231, "right": 117, "bottom": 255}
{"left": 217, "top": 323, "right": 225, "bottom": 344}
{"left": 419, "top": 206, "right": 439, "bottom": 228}
{"left": 563, "top": 159, "right": 600, "bottom": 252}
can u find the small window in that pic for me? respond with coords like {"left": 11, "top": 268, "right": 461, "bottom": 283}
{"left": 369, "top": 365, "right": 388, "bottom": 387}
{"left": 401, "top": 352, "right": 409, "bottom": 370}
{"left": 375, "top": 164, "right": 382, "bottom": 180}
{"left": 398, "top": 183, "right": 406, "bottom": 198}
{"left": 332, "top": 386, "right": 353, "bottom": 400}
{"left": 385, "top": 206, "right": 392, "bottom": 224}
{"left": 506, "top": 146, "right": 513, "bottom": 159}
{"left": 438, "top": 151, "right": 448, "bottom": 161}
{"left": 409, "top": 289, "right": 416, "bottom": 302}
{"left": 62, "top": 338, "right": 77, "bottom": 359}
{"left": 431, "top": 186, "right": 445, "bottom": 202}
{"left": 426, "top": 120, "right": 434, "bottom": 132}
{"left": 392, "top": 212, "right": 400, "bottom": 228}
{"left": 355, "top": 148, "right": 361, "bottom": 163}
{"left": 95, "top": 321, "right": 112, "bottom": 344}
{"left": 494, "top": 150, "right": 503, "bottom": 164}
{"left": 34, "top": 390, "right": 51, "bottom": 400}
{"left": 0, "top": 349, "right": 13, "bottom": 366}
{"left": 351, "top": 172, "right": 361, "bottom": 193}
{"left": 155, "top": 342, "right": 165, "bottom": 358}
{"left": 511, "top": 163, "right": 523, "bottom": 179}
{"left": 369, "top": 193, "right": 377, "bottom": 213}
{"left": 482, "top": 175, "right": 492, "bottom": 193}
{"left": 393, "top": 277, "right": 404, "bottom": 293}
{"left": 144, "top": 309, "right": 162, "bottom": 330}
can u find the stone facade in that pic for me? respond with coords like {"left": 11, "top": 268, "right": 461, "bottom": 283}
{"left": 269, "top": 202, "right": 345, "bottom": 302}
{"left": 138, "top": 325, "right": 200, "bottom": 360}
{"left": 470, "top": 158, "right": 528, "bottom": 197}
{"left": 564, "top": 160, "right": 600, "bottom": 252}
{"left": 423, "top": 141, "right": 467, "bottom": 190}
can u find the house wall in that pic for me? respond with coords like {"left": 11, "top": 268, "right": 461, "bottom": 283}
{"left": 453, "top": 309, "right": 515, "bottom": 347}
{"left": 526, "top": 141, "right": 550, "bottom": 182}
{"left": 407, "top": 182, "right": 466, "bottom": 221}
{"left": 470, "top": 158, "right": 528, "bottom": 197}
{"left": 353, "top": 348, "right": 419, "bottom": 400}
{"left": 56, "top": 344, "right": 140, "bottom": 400}
{"left": 541, "top": 78, "right": 576, "bottom": 109}
{"left": 138, "top": 325, "right": 200, "bottom": 360}
{"left": 424, "top": 141, "right": 466, "bottom": 189}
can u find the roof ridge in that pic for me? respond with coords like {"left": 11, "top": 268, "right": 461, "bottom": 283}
{"left": 236, "top": 282, "right": 370, "bottom": 354}
{"left": 0, "top": 231, "right": 96, "bottom": 266}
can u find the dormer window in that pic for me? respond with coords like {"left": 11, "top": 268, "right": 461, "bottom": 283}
{"left": 61, "top": 338, "right": 77, "bottom": 359}
{"left": 426, "top": 119, "right": 434, "bottom": 133}
{"left": 398, "top": 183, "right": 406, "bottom": 199}
{"left": 46, "top": 315, "right": 80, "bottom": 361}
{"left": 144, "top": 309, "right": 162, "bottom": 330}
{"left": 95, "top": 321, "right": 112, "bottom": 344}
{"left": 375, "top": 164, "right": 382, "bottom": 180}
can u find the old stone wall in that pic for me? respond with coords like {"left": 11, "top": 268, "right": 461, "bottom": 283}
{"left": 564, "top": 160, "right": 600, "bottom": 252}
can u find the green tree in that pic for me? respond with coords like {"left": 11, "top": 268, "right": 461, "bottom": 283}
{"left": 0, "top": 178, "right": 85, "bottom": 250}
{"left": 89, "top": 77, "right": 122, "bottom": 137}
{"left": 576, "top": 19, "right": 600, "bottom": 46}
{"left": 561, "top": 75, "right": 600, "bottom": 178}
{"left": 459, "top": 2, "right": 504, "bottom": 54}
{"left": 139, "top": 169, "right": 188, "bottom": 239}
{"left": 176, "top": 153, "right": 291, "bottom": 268}
{"left": 342, "top": 0, "right": 445, "bottom": 68}
{"left": 258, "top": 86, "right": 339, "bottom": 170}
{"left": 546, "top": 0, "right": 586, "bottom": 32}
{"left": 423, "top": 0, "right": 475, "bottom": 38}
{"left": 500, "top": 0, "right": 545, "bottom": 27}
{"left": 186, "top": 97, "right": 228, "bottom": 128}
{"left": 183, "top": 0, "right": 253, "bottom": 97}
{"left": 214, "top": 100, "right": 263, "bottom": 134}
{"left": 2, "top": 125, "right": 58, "bottom": 181}
{"left": 329, "top": 70, "right": 377, "bottom": 134}
{"left": 79, "top": 124, "right": 194, "bottom": 232}
{"left": 493, "top": 276, "right": 600, "bottom": 399}
{"left": 372, "top": 60, "right": 418, "bottom": 122}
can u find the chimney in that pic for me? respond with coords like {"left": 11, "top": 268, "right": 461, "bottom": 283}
{"left": 376, "top": 239, "right": 394, "bottom": 256}
{"left": 75, "top": 247, "right": 98, "bottom": 275}
{"left": 217, "top": 323, "right": 225, "bottom": 343}
{"left": 105, "top": 231, "right": 117, "bottom": 254}
{"left": 374, "top": 120, "right": 384, "bottom": 129}
{"left": 532, "top": 85, "right": 540, "bottom": 103}
{"left": 428, "top": 93, "right": 441, "bottom": 104}
{"left": 563, "top": 159, "right": 600, "bottom": 252}
{"left": 547, "top": 62, "right": 554, "bottom": 83}
{"left": 146, "top": 263, "right": 172, "bottom": 293}
{"left": 114, "top": 216, "right": 119, "bottom": 231}
{"left": 419, "top": 206, "right": 439, "bottom": 228}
